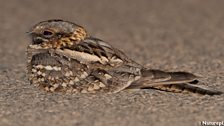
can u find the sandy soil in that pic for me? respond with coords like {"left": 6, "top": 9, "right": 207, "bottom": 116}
{"left": 0, "top": 0, "right": 223, "bottom": 126}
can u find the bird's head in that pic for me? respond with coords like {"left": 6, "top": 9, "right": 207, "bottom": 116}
{"left": 28, "top": 19, "right": 87, "bottom": 48}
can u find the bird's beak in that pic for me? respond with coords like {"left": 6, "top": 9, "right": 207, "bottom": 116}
{"left": 26, "top": 31, "right": 34, "bottom": 35}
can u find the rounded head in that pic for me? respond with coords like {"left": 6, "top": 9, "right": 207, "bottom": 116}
{"left": 28, "top": 19, "right": 87, "bottom": 48}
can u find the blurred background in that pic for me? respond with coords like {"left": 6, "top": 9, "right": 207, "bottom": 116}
{"left": 0, "top": 0, "right": 224, "bottom": 126}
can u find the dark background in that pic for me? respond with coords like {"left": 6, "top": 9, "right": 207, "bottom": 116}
{"left": 0, "top": 0, "right": 224, "bottom": 126}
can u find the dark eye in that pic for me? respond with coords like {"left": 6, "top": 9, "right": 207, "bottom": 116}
{"left": 43, "top": 30, "right": 53, "bottom": 38}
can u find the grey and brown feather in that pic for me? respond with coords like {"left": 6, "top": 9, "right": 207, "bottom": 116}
{"left": 27, "top": 19, "right": 223, "bottom": 95}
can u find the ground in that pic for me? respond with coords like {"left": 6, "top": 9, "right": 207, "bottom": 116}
{"left": 0, "top": 0, "right": 224, "bottom": 126}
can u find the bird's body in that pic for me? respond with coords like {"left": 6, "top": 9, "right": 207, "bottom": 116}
{"left": 27, "top": 19, "right": 222, "bottom": 95}
{"left": 27, "top": 37, "right": 142, "bottom": 93}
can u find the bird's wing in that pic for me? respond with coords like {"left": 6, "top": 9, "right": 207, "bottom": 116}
{"left": 50, "top": 37, "right": 143, "bottom": 93}
{"left": 54, "top": 37, "right": 142, "bottom": 68}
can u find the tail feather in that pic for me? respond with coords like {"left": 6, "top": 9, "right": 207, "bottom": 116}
{"left": 147, "top": 83, "right": 223, "bottom": 95}
{"left": 128, "top": 69, "right": 223, "bottom": 95}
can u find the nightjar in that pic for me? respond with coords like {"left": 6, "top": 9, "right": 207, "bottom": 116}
{"left": 26, "top": 19, "right": 222, "bottom": 95}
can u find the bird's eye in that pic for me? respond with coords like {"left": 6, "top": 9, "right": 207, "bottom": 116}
{"left": 43, "top": 30, "right": 54, "bottom": 38}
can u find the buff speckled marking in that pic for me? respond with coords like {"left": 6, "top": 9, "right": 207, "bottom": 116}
{"left": 28, "top": 60, "right": 111, "bottom": 93}
{"left": 26, "top": 19, "right": 223, "bottom": 95}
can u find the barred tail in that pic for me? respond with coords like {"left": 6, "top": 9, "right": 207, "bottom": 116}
{"left": 128, "top": 69, "right": 223, "bottom": 95}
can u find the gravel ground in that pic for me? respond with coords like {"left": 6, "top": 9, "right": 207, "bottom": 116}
{"left": 0, "top": 0, "right": 224, "bottom": 126}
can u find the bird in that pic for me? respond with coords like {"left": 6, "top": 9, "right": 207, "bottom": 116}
{"left": 26, "top": 19, "right": 223, "bottom": 95}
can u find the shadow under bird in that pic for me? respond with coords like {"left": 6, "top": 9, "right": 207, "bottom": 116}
{"left": 26, "top": 19, "right": 223, "bottom": 95}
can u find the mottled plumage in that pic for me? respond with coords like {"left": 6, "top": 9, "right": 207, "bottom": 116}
{"left": 26, "top": 19, "right": 222, "bottom": 95}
